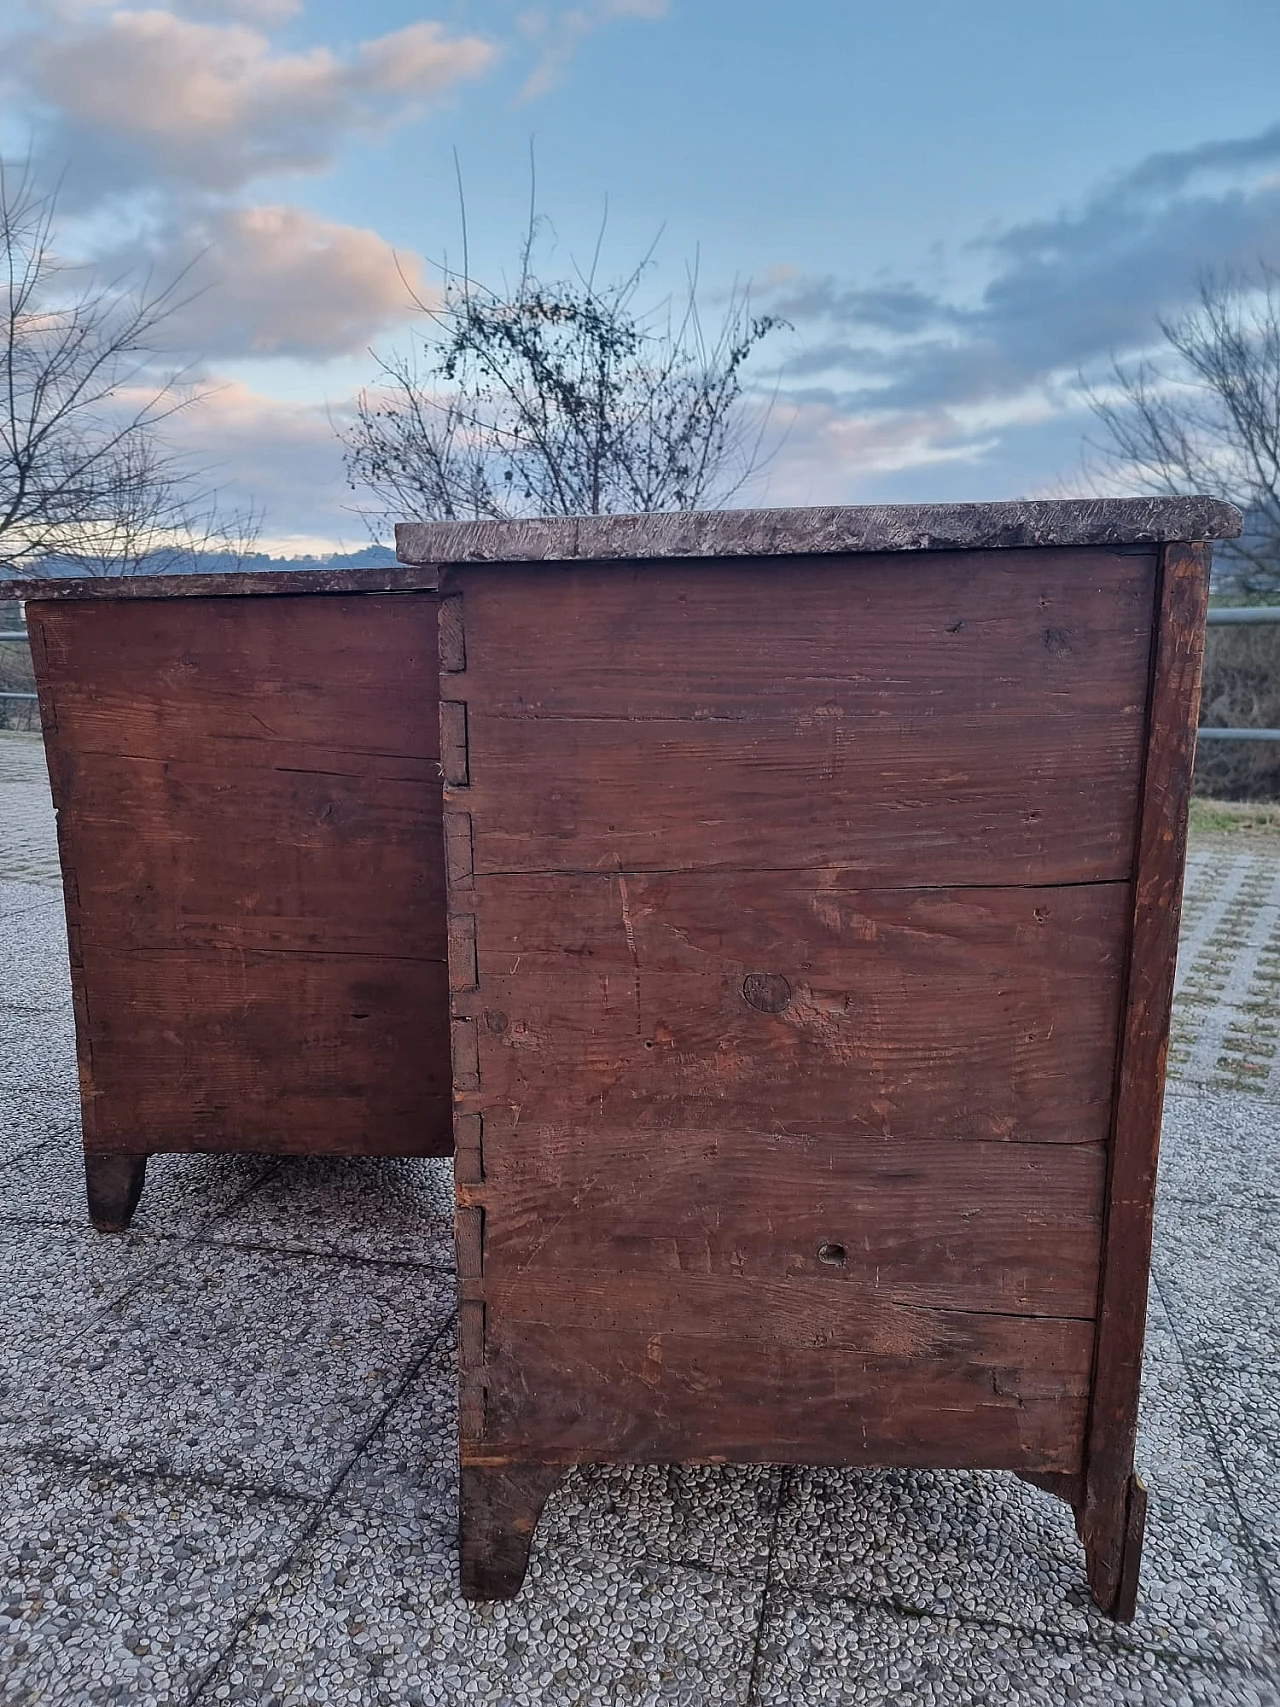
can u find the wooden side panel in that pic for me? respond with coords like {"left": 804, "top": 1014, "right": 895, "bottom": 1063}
{"left": 28, "top": 590, "right": 450, "bottom": 1158}
{"left": 445, "top": 550, "right": 1155, "bottom": 1476}
{"left": 1082, "top": 541, "right": 1212, "bottom": 1609}
{"left": 459, "top": 874, "right": 1128, "bottom": 1146}
{"left": 456, "top": 550, "right": 1155, "bottom": 882}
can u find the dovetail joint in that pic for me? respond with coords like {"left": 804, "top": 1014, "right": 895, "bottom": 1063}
{"left": 454, "top": 1112, "right": 484, "bottom": 1184}
{"left": 440, "top": 700, "right": 469, "bottom": 787}
{"left": 450, "top": 913, "right": 479, "bottom": 993}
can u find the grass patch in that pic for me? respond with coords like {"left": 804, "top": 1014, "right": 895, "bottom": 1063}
{"left": 1189, "top": 798, "right": 1280, "bottom": 835}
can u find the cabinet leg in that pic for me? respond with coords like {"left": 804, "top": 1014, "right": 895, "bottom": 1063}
{"left": 459, "top": 1462, "right": 562, "bottom": 1600}
{"left": 1081, "top": 1473, "right": 1148, "bottom": 1623}
{"left": 85, "top": 1153, "right": 148, "bottom": 1233}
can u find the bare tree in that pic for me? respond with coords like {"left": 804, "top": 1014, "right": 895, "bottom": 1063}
{"left": 43, "top": 433, "right": 262, "bottom": 578}
{"left": 344, "top": 226, "right": 785, "bottom": 527}
{"left": 1, "top": 157, "right": 257, "bottom": 575}
{"left": 1087, "top": 265, "right": 1280, "bottom": 595}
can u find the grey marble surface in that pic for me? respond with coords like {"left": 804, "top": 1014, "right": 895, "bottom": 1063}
{"left": 397, "top": 496, "right": 1243, "bottom": 566}
{"left": 1, "top": 732, "right": 1278, "bottom": 1706}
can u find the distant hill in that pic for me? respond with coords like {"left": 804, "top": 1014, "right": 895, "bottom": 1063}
{"left": 238, "top": 545, "right": 401, "bottom": 572}
{"left": 25, "top": 544, "right": 401, "bottom": 579}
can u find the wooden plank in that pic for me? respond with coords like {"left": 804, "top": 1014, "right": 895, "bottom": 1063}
{"left": 456, "top": 552, "right": 1154, "bottom": 718}
{"left": 1082, "top": 540, "right": 1211, "bottom": 1608}
{"left": 456, "top": 552, "right": 1152, "bottom": 881}
{"left": 478, "top": 1310, "right": 1093, "bottom": 1468}
{"left": 76, "top": 943, "right": 452, "bottom": 1156}
{"left": 2, "top": 566, "right": 438, "bottom": 600}
{"left": 465, "top": 1132, "right": 1106, "bottom": 1317}
{"left": 459, "top": 874, "right": 1128, "bottom": 1145}
{"left": 397, "top": 496, "right": 1242, "bottom": 566}
{"left": 30, "top": 594, "right": 438, "bottom": 774}
{"left": 465, "top": 713, "right": 1144, "bottom": 881}
{"left": 42, "top": 758, "right": 444, "bottom": 959}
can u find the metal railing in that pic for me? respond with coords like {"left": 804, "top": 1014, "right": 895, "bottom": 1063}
{"left": 1202, "top": 606, "right": 1280, "bottom": 740}
{"left": 0, "top": 625, "right": 37, "bottom": 700}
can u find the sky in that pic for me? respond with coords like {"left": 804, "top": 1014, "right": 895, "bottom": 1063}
{"left": 6, "top": 0, "right": 1280, "bottom": 554}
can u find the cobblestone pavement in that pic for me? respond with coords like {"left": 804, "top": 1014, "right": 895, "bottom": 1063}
{"left": 1, "top": 726, "right": 1279, "bottom": 1706}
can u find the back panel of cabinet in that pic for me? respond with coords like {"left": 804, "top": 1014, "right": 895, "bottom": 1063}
{"left": 444, "top": 548, "right": 1156, "bottom": 1469}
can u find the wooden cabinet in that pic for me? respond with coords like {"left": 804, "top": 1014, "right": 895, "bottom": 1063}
{"left": 396, "top": 498, "right": 1240, "bottom": 1620}
{"left": 1, "top": 567, "right": 450, "bottom": 1230}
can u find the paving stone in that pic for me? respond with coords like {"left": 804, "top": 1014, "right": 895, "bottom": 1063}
{"left": 0, "top": 1007, "right": 79, "bottom": 1095}
{"left": 1143, "top": 1276, "right": 1183, "bottom": 1365}
{"left": 0, "top": 1222, "right": 167, "bottom": 1424}
{"left": 0, "top": 737, "right": 60, "bottom": 889}
{"left": 207, "top": 1154, "right": 455, "bottom": 1265}
{"left": 4, "top": 1241, "right": 456, "bottom": 1497}
{"left": 769, "top": 1358, "right": 1276, "bottom": 1667}
{"left": 1160, "top": 1091, "right": 1280, "bottom": 1208}
{"left": 0, "top": 1086, "right": 80, "bottom": 1167}
{"left": 0, "top": 1454, "right": 310, "bottom": 1707}
{"left": 753, "top": 1594, "right": 1280, "bottom": 1707}
{"left": 1192, "top": 1358, "right": 1280, "bottom": 1606}
{"left": 1154, "top": 1198, "right": 1280, "bottom": 1368}
{"left": 0, "top": 877, "right": 60, "bottom": 918}
{"left": 335, "top": 1334, "right": 458, "bottom": 1539}
{"left": 206, "top": 1511, "right": 762, "bottom": 1707}
{"left": 0, "top": 1127, "right": 275, "bottom": 1235}
{"left": 0, "top": 894, "right": 70, "bottom": 1012}
{"left": 1170, "top": 850, "right": 1280, "bottom": 1098}
{"left": 539, "top": 1463, "right": 783, "bottom": 1581}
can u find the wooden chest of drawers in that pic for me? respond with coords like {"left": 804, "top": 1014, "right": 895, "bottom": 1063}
{"left": 1, "top": 567, "right": 451, "bottom": 1230}
{"left": 397, "top": 497, "right": 1240, "bottom": 1619}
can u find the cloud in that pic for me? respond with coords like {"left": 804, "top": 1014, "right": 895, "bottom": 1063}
{"left": 158, "top": 375, "right": 365, "bottom": 550}
{"left": 174, "top": 0, "right": 303, "bottom": 20}
{"left": 118, "top": 203, "right": 429, "bottom": 360}
{"left": 769, "top": 123, "right": 1280, "bottom": 419}
{"left": 743, "top": 119, "right": 1280, "bottom": 506}
{"left": 16, "top": 9, "right": 498, "bottom": 197}
{"left": 518, "top": 0, "right": 667, "bottom": 100}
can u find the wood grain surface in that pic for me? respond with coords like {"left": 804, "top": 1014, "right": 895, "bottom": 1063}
{"left": 397, "top": 494, "right": 1241, "bottom": 566}
{"left": 442, "top": 547, "right": 1163, "bottom": 1493}
{"left": 453, "top": 551, "right": 1154, "bottom": 881}
{"left": 0, "top": 566, "right": 439, "bottom": 601}
{"left": 1081, "top": 540, "right": 1213, "bottom": 1613}
{"left": 28, "top": 589, "right": 451, "bottom": 1159}
{"left": 464, "top": 1132, "right": 1106, "bottom": 1316}
{"left": 456, "top": 872, "right": 1128, "bottom": 1146}
{"left": 478, "top": 1307, "right": 1094, "bottom": 1467}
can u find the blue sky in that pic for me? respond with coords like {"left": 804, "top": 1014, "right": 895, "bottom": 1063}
{"left": 6, "top": 0, "right": 1280, "bottom": 551}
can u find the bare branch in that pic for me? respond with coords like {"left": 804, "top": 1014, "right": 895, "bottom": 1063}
{"left": 343, "top": 215, "right": 786, "bottom": 532}
{"left": 1085, "top": 264, "right": 1280, "bottom": 596}
{"left": 0, "top": 155, "right": 255, "bottom": 576}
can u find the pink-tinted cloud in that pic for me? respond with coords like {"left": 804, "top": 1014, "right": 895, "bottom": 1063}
{"left": 128, "top": 203, "right": 431, "bottom": 360}
{"left": 20, "top": 9, "right": 498, "bottom": 195}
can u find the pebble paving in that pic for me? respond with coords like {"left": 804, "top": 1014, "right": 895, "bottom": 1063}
{"left": 1, "top": 727, "right": 1278, "bottom": 1705}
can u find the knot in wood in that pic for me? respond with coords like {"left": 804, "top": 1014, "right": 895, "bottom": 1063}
{"left": 742, "top": 972, "right": 792, "bottom": 1014}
